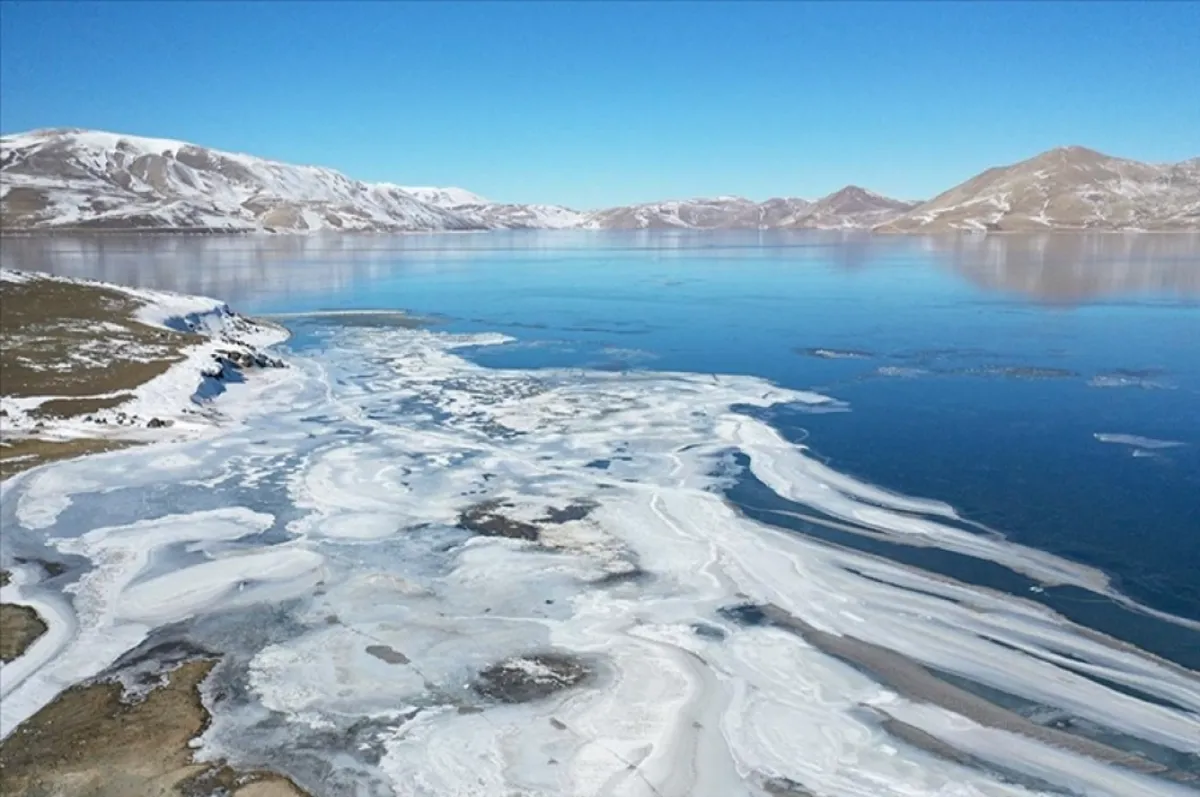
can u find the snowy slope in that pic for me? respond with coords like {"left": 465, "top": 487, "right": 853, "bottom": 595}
{"left": 6, "top": 129, "right": 1194, "bottom": 234}
{"left": 582, "top": 196, "right": 761, "bottom": 229}
{"left": 878, "top": 147, "right": 1200, "bottom": 232}
{"left": 796, "top": 186, "right": 916, "bottom": 229}
{"left": 0, "top": 129, "right": 481, "bottom": 233}
{"left": 398, "top": 186, "right": 491, "bottom": 207}
{"left": 450, "top": 202, "right": 588, "bottom": 230}
{"left": 399, "top": 184, "right": 586, "bottom": 229}
{"left": 580, "top": 189, "right": 913, "bottom": 230}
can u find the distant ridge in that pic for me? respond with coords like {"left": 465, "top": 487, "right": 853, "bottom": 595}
{"left": 877, "top": 146, "right": 1200, "bottom": 232}
{"left": 2, "top": 128, "right": 1196, "bottom": 233}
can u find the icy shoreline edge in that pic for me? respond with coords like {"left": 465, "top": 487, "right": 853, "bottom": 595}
{"left": 0, "top": 267, "right": 292, "bottom": 479}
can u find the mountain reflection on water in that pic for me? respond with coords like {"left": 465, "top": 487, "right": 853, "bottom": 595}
{"left": 2, "top": 230, "right": 1197, "bottom": 306}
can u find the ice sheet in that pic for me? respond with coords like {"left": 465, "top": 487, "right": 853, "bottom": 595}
{"left": 2, "top": 322, "right": 1197, "bottom": 796}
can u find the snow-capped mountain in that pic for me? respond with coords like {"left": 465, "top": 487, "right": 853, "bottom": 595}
{"left": 580, "top": 189, "right": 913, "bottom": 230}
{"left": 399, "top": 184, "right": 586, "bottom": 230}
{"left": 878, "top": 147, "right": 1200, "bottom": 232}
{"left": 459, "top": 202, "right": 587, "bottom": 230}
{"left": 797, "top": 186, "right": 916, "bottom": 229}
{"left": 581, "top": 196, "right": 763, "bottom": 229}
{"left": 4, "top": 129, "right": 1195, "bottom": 234}
{"left": 0, "top": 129, "right": 481, "bottom": 233}
{"left": 398, "top": 186, "right": 491, "bottom": 208}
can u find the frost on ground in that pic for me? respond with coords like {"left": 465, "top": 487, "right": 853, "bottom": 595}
{"left": 0, "top": 267, "right": 288, "bottom": 477}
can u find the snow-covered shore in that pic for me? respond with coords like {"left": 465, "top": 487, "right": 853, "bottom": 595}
{"left": 0, "top": 268, "right": 292, "bottom": 471}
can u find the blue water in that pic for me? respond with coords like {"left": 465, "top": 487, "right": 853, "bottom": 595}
{"left": 8, "top": 230, "right": 1199, "bottom": 624}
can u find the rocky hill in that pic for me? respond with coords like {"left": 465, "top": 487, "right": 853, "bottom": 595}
{"left": 401, "top": 186, "right": 586, "bottom": 230}
{"left": 4, "top": 129, "right": 1196, "bottom": 233}
{"left": 0, "top": 129, "right": 479, "bottom": 233}
{"left": 580, "top": 189, "right": 913, "bottom": 230}
{"left": 878, "top": 147, "right": 1200, "bottom": 233}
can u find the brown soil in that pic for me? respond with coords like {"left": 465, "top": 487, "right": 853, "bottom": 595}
{"left": 458, "top": 499, "right": 540, "bottom": 541}
{"left": 0, "top": 276, "right": 188, "bottom": 399}
{"left": 473, "top": 652, "right": 592, "bottom": 703}
{"left": 0, "top": 603, "right": 47, "bottom": 661}
{"left": 0, "top": 274, "right": 201, "bottom": 478}
{"left": 0, "top": 437, "right": 136, "bottom": 479}
{"left": 0, "top": 659, "right": 309, "bottom": 797}
{"left": 31, "top": 393, "right": 136, "bottom": 418}
{"left": 0, "top": 187, "right": 52, "bottom": 226}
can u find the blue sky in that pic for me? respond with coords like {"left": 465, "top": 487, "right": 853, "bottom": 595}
{"left": 2, "top": 1, "right": 1197, "bottom": 208}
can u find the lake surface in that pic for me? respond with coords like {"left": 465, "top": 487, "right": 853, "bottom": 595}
{"left": 2, "top": 231, "right": 1198, "bottom": 796}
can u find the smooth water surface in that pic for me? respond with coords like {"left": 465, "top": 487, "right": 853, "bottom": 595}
{"left": 3, "top": 230, "right": 1199, "bottom": 797}
{"left": 7, "top": 231, "right": 1198, "bottom": 619}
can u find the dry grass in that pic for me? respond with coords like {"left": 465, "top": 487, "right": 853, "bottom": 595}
{"left": 30, "top": 393, "right": 136, "bottom": 419}
{"left": 0, "top": 603, "right": 47, "bottom": 662}
{"left": 0, "top": 277, "right": 190, "bottom": 399}
{"left": 0, "top": 437, "right": 136, "bottom": 479}
{"left": 0, "top": 186, "right": 52, "bottom": 227}
{"left": 0, "top": 275, "right": 205, "bottom": 477}
{"left": 0, "top": 275, "right": 307, "bottom": 795}
{"left": 0, "top": 659, "right": 309, "bottom": 797}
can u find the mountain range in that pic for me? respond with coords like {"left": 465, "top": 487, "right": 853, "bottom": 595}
{"left": 2, "top": 128, "right": 1197, "bottom": 234}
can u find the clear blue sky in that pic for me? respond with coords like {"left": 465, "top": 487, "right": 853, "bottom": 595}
{"left": 2, "top": 1, "right": 1197, "bottom": 208}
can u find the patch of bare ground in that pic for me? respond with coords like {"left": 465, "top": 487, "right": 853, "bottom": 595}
{"left": 0, "top": 437, "right": 135, "bottom": 479}
{"left": 30, "top": 393, "right": 136, "bottom": 418}
{"left": 0, "top": 186, "right": 52, "bottom": 227}
{"left": 458, "top": 499, "right": 541, "bottom": 541}
{"left": 0, "top": 275, "right": 199, "bottom": 476}
{"left": 0, "top": 659, "right": 309, "bottom": 797}
{"left": 0, "top": 603, "right": 47, "bottom": 662}
{"left": 0, "top": 276, "right": 190, "bottom": 399}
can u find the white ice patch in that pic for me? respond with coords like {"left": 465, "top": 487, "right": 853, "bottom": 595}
{"left": 1094, "top": 432, "right": 1185, "bottom": 450}
{"left": 2, "top": 323, "right": 1197, "bottom": 797}
{"left": 0, "top": 508, "right": 278, "bottom": 737}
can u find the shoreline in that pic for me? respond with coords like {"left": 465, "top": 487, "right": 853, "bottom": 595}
{"left": 0, "top": 267, "right": 290, "bottom": 478}
{"left": 0, "top": 654, "right": 309, "bottom": 797}
{"left": 0, "top": 269, "right": 306, "bottom": 795}
{"left": 1, "top": 266, "right": 293, "bottom": 652}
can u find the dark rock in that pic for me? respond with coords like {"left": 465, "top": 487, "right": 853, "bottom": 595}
{"left": 719, "top": 603, "right": 770, "bottom": 627}
{"left": 592, "top": 566, "right": 648, "bottom": 587}
{"left": 13, "top": 557, "right": 67, "bottom": 578}
{"left": 763, "top": 776, "right": 818, "bottom": 797}
{"left": 473, "top": 653, "right": 592, "bottom": 704}
{"left": 691, "top": 623, "right": 727, "bottom": 640}
{"left": 540, "top": 500, "right": 598, "bottom": 524}
{"left": 364, "top": 645, "right": 409, "bottom": 665}
{"left": 147, "top": 417, "right": 171, "bottom": 429}
{"left": 458, "top": 500, "right": 540, "bottom": 541}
